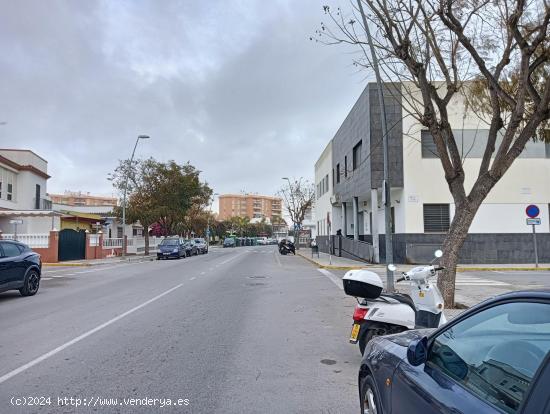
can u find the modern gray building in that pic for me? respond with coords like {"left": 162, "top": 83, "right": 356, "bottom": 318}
{"left": 314, "top": 82, "right": 550, "bottom": 264}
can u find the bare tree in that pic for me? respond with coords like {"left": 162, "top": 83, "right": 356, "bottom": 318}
{"left": 278, "top": 178, "right": 316, "bottom": 249}
{"left": 316, "top": 0, "right": 550, "bottom": 306}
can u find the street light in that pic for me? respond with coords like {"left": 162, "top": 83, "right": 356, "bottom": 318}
{"left": 122, "top": 135, "right": 150, "bottom": 257}
{"left": 206, "top": 193, "right": 219, "bottom": 246}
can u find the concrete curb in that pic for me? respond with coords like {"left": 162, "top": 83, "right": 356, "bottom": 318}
{"left": 43, "top": 255, "right": 155, "bottom": 267}
{"left": 43, "top": 262, "right": 92, "bottom": 267}
{"left": 296, "top": 252, "right": 365, "bottom": 270}
{"left": 457, "top": 267, "right": 550, "bottom": 272}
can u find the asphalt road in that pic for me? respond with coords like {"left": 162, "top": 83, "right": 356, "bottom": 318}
{"left": 0, "top": 246, "right": 361, "bottom": 413}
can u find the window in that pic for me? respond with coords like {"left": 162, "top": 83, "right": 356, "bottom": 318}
{"left": 117, "top": 226, "right": 123, "bottom": 238}
{"left": 332, "top": 168, "right": 335, "bottom": 187}
{"left": 427, "top": 301, "right": 550, "bottom": 414}
{"left": 35, "top": 184, "right": 41, "bottom": 209}
{"left": 353, "top": 140, "right": 362, "bottom": 170}
{"left": 421, "top": 130, "right": 550, "bottom": 159}
{"left": 344, "top": 156, "right": 348, "bottom": 178}
{"left": 423, "top": 204, "right": 450, "bottom": 233}
{"left": 7, "top": 183, "right": 13, "bottom": 201}
{"left": 1, "top": 242, "right": 22, "bottom": 258}
{"left": 336, "top": 164, "right": 340, "bottom": 184}
{"left": 325, "top": 174, "right": 329, "bottom": 192}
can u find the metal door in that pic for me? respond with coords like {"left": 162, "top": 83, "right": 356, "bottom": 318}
{"left": 58, "top": 229, "right": 86, "bottom": 261}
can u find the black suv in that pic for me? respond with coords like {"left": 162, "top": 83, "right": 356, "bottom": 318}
{"left": 0, "top": 240, "right": 42, "bottom": 296}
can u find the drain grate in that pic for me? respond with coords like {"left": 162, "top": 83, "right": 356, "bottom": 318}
{"left": 245, "top": 282, "right": 266, "bottom": 287}
{"left": 247, "top": 275, "right": 268, "bottom": 279}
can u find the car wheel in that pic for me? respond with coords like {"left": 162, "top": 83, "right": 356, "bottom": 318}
{"left": 19, "top": 269, "right": 40, "bottom": 297}
{"left": 360, "top": 375, "right": 381, "bottom": 414}
{"left": 359, "top": 328, "right": 376, "bottom": 356}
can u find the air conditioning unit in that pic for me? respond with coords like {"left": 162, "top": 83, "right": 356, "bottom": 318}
{"left": 330, "top": 195, "right": 341, "bottom": 205}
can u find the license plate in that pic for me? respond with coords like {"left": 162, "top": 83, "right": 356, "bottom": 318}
{"left": 349, "top": 323, "right": 361, "bottom": 343}
{"left": 163, "top": 252, "right": 170, "bottom": 255}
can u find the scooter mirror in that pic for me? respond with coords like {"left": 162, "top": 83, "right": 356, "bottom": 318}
{"left": 387, "top": 264, "right": 397, "bottom": 272}
{"left": 434, "top": 250, "right": 443, "bottom": 258}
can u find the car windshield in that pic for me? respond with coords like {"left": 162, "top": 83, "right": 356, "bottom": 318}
{"left": 194, "top": 239, "right": 204, "bottom": 243}
{"left": 160, "top": 239, "right": 179, "bottom": 246}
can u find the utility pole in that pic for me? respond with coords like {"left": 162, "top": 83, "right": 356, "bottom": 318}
{"left": 356, "top": 0, "right": 395, "bottom": 291}
{"left": 122, "top": 135, "right": 150, "bottom": 257}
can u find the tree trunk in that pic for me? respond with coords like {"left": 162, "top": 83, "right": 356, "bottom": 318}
{"left": 144, "top": 230, "right": 150, "bottom": 256}
{"left": 438, "top": 204, "right": 478, "bottom": 308}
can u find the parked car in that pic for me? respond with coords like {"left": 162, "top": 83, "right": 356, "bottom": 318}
{"left": 183, "top": 240, "right": 199, "bottom": 257}
{"left": 0, "top": 240, "right": 42, "bottom": 296}
{"left": 223, "top": 238, "right": 235, "bottom": 248}
{"left": 194, "top": 238, "right": 208, "bottom": 254}
{"left": 157, "top": 237, "right": 185, "bottom": 260}
{"left": 357, "top": 290, "right": 550, "bottom": 414}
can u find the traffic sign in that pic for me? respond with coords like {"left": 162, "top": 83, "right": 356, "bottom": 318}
{"left": 527, "top": 218, "right": 541, "bottom": 225}
{"left": 526, "top": 204, "right": 540, "bottom": 218}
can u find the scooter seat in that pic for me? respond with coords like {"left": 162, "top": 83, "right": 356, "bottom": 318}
{"left": 380, "top": 292, "right": 416, "bottom": 313}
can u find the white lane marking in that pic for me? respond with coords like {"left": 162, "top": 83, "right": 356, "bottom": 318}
{"left": 0, "top": 283, "right": 183, "bottom": 385}
{"left": 190, "top": 277, "right": 196, "bottom": 281}
{"left": 219, "top": 251, "right": 246, "bottom": 265}
{"left": 41, "top": 277, "right": 53, "bottom": 281}
{"left": 317, "top": 269, "right": 343, "bottom": 290}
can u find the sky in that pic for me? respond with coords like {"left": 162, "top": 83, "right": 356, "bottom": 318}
{"left": 0, "top": 0, "right": 369, "bottom": 206}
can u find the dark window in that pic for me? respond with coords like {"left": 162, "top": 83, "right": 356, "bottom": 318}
{"left": 421, "top": 131, "right": 439, "bottom": 158}
{"left": 353, "top": 140, "right": 362, "bottom": 170}
{"left": 344, "top": 156, "right": 348, "bottom": 178}
{"left": 427, "top": 301, "right": 550, "bottom": 414}
{"left": 423, "top": 204, "right": 450, "bottom": 233}
{"left": 546, "top": 142, "right": 550, "bottom": 158}
{"left": 117, "top": 226, "right": 123, "bottom": 238}
{"left": 325, "top": 174, "right": 329, "bottom": 192}
{"left": 35, "top": 184, "right": 41, "bottom": 209}
{"left": 391, "top": 206, "right": 395, "bottom": 233}
{"left": 7, "top": 183, "right": 13, "bottom": 201}
{"left": 336, "top": 164, "right": 340, "bottom": 184}
{"left": 332, "top": 168, "right": 335, "bottom": 187}
{"left": 0, "top": 242, "right": 22, "bottom": 258}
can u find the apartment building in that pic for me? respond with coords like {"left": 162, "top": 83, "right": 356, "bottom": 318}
{"left": 314, "top": 82, "right": 550, "bottom": 264}
{"left": 49, "top": 191, "right": 117, "bottom": 208}
{"left": 218, "top": 194, "right": 282, "bottom": 221}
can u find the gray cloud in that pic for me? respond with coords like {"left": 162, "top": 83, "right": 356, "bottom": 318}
{"left": 0, "top": 0, "right": 366, "bottom": 200}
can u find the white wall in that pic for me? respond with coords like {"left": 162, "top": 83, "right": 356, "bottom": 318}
{"left": 401, "top": 83, "right": 550, "bottom": 234}
{"left": 314, "top": 140, "right": 334, "bottom": 235}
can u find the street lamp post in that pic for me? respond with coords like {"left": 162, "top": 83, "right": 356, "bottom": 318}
{"left": 122, "top": 135, "right": 150, "bottom": 258}
{"left": 206, "top": 193, "right": 219, "bottom": 247}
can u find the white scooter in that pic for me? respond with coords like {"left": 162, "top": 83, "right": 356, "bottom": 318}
{"left": 343, "top": 250, "right": 447, "bottom": 354}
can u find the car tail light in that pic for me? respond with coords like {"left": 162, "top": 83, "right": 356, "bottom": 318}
{"left": 353, "top": 307, "right": 369, "bottom": 321}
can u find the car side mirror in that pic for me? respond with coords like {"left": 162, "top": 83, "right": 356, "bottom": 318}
{"left": 407, "top": 336, "right": 428, "bottom": 366}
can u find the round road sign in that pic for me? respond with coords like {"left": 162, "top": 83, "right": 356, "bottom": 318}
{"left": 526, "top": 204, "right": 540, "bottom": 218}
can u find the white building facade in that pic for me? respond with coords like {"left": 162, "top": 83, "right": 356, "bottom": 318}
{"left": 315, "top": 82, "right": 550, "bottom": 264}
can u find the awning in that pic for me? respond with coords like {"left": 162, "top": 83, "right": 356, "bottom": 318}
{"left": 0, "top": 210, "right": 62, "bottom": 217}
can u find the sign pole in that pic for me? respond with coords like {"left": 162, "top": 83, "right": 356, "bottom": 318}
{"left": 532, "top": 224, "right": 539, "bottom": 268}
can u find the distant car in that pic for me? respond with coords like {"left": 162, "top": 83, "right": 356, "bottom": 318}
{"left": 358, "top": 290, "right": 550, "bottom": 414}
{"left": 183, "top": 240, "right": 199, "bottom": 257}
{"left": 157, "top": 237, "right": 185, "bottom": 260}
{"left": 223, "top": 238, "right": 235, "bottom": 248}
{"left": 256, "top": 237, "right": 267, "bottom": 245}
{"left": 0, "top": 240, "right": 42, "bottom": 296}
{"left": 194, "top": 238, "right": 208, "bottom": 254}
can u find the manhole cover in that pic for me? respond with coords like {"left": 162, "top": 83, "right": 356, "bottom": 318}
{"left": 245, "top": 282, "right": 266, "bottom": 287}
{"left": 247, "top": 276, "right": 268, "bottom": 279}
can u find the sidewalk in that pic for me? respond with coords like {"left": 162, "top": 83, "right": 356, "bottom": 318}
{"left": 297, "top": 248, "right": 550, "bottom": 271}
{"left": 43, "top": 254, "right": 156, "bottom": 267}
{"left": 296, "top": 248, "right": 546, "bottom": 310}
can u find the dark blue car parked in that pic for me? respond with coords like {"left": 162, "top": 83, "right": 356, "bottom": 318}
{"left": 156, "top": 238, "right": 185, "bottom": 260}
{"left": 359, "top": 290, "right": 550, "bottom": 414}
{"left": 0, "top": 240, "right": 42, "bottom": 296}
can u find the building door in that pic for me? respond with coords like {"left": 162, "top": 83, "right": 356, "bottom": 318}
{"left": 58, "top": 229, "right": 86, "bottom": 261}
